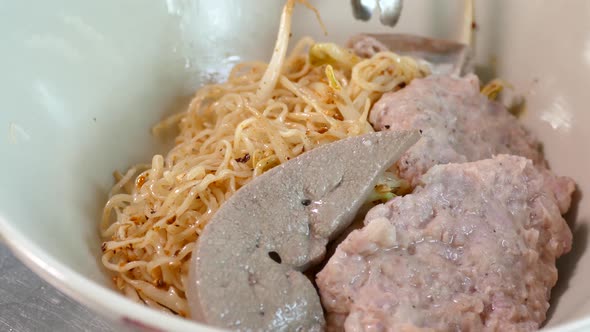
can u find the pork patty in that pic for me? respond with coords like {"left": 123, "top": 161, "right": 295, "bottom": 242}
{"left": 369, "top": 73, "right": 575, "bottom": 213}
{"left": 317, "top": 155, "right": 572, "bottom": 332}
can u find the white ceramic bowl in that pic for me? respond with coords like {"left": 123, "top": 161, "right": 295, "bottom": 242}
{"left": 1, "top": 1, "right": 588, "bottom": 331}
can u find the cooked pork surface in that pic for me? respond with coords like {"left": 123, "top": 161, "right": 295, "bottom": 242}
{"left": 370, "top": 75, "right": 543, "bottom": 184}
{"left": 317, "top": 155, "right": 573, "bottom": 332}
{"left": 369, "top": 74, "right": 575, "bottom": 213}
{"left": 348, "top": 34, "right": 389, "bottom": 59}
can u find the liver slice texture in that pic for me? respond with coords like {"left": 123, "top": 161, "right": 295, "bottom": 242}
{"left": 187, "top": 131, "right": 419, "bottom": 331}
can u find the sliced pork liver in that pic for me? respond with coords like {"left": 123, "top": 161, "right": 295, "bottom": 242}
{"left": 187, "top": 130, "right": 419, "bottom": 331}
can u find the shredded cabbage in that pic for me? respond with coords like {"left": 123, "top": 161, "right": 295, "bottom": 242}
{"left": 325, "top": 65, "right": 342, "bottom": 90}
{"left": 309, "top": 43, "right": 361, "bottom": 70}
{"left": 367, "top": 172, "right": 410, "bottom": 203}
{"left": 481, "top": 78, "right": 507, "bottom": 100}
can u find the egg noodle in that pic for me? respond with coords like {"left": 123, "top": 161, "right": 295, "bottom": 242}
{"left": 100, "top": 0, "right": 429, "bottom": 316}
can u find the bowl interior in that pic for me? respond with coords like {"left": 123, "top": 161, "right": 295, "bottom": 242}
{"left": 0, "top": 0, "right": 588, "bottom": 330}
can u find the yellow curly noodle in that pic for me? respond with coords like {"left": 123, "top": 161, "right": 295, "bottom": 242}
{"left": 100, "top": 0, "right": 429, "bottom": 316}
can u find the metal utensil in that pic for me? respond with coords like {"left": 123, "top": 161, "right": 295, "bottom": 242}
{"left": 351, "top": 0, "right": 403, "bottom": 27}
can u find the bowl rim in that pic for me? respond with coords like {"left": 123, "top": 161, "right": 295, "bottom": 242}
{"left": 0, "top": 214, "right": 588, "bottom": 332}
{"left": 0, "top": 214, "right": 222, "bottom": 332}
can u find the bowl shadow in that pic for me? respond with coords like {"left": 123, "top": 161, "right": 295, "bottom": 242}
{"left": 545, "top": 187, "right": 586, "bottom": 324}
